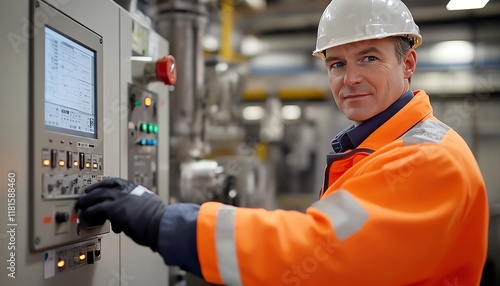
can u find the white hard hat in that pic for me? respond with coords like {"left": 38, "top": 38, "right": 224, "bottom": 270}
{"left": 312, "top": 0, "right": 422, "bottom": 59}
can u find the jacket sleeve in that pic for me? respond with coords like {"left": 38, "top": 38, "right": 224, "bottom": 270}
{"left": 196, "top": 143, "right": 487, "bottom": 285}
{"left": 157, "top": 203, "right": 202, "bottom": 277}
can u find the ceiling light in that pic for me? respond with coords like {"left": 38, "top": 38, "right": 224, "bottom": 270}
{"left": 429, "top": 41, "right": 474, "bottom": 65}
{"left": 242, "top": 35, "right": 264, "bottom": 56}
{"left": 281, "top": 105, "right": 301, "bottom": 121}
{"left": 446, "top": 0, "right": 490, "bottom": 10}
{"left": 202, "top": 35, "right": 219, "bottom": 52}
{"left": 246, "top": 0, "right": 266, "bottom": 10}
{"left": 242, "top": 106, "right": 265, "bottom": 121}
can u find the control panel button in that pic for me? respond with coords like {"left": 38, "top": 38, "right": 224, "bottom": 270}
{"left": 156, "top": 55, "right": 177, "bottom": 85}
{"left": 140, "top": 122, "right": 148, "bottom": 133}
{"left": 55, "top": 212, "right": 70, "bottom": 224}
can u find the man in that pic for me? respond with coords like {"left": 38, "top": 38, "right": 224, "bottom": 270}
{"left": 75, "top": 0, "right": 489, "bottom": 285}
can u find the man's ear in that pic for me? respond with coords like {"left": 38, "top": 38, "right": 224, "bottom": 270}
{"left": 403, "top": 49, "right": 417, "bottom": 79}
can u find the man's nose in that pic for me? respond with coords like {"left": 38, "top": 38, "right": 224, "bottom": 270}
{"left": 343, "top": 64, "right": 363, "bottom": 86}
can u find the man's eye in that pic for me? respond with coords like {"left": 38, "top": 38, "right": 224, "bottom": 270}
{"left": 330, "top": 62, "right": 345, "bottom": 69}
{"left": 362, "top": 56, "right": 378, "bottom": 62}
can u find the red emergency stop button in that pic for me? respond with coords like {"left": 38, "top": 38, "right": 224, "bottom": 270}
{"left": 156, "top": 55, "right": 177, "bottom": 85}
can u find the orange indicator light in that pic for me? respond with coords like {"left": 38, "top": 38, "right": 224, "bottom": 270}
{"left": 93, "top": 163, "right": 98, "bottom": 169}
{"left": 79, "top": 254, "right": 86, "bottom": 261}
{"left": 85, "top": 162, "right": 91, "bottom": 168}
{"left": 57, "top": 260, "right": 65, "bottom": 268}
{"left": 59, "top": 160, "right": 65, "bottom": 167}
{"left": 43, "top": 159, "right": 50, "bottom": 166}
{"left": 73, "top": 161, "right": 79, "bottom": 167}
{"left": 144, "top": 97, "right": 152, "bottom": 107}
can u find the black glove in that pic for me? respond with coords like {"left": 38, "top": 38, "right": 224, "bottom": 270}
{"left": 74, "top": 177, "right": 166, "bottom": 252}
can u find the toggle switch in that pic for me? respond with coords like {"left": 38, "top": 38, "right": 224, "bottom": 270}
{"left": 51, "top": 149, "right": 57, "bottom": 168}
{"left": 55, "top": 211, "right": 70, "bottom": 224}
{"left": 67, "top": 151, "right": 73, "bottom": 168}
{"left": 79, "top": 153, "right": 85, "bottom": 170}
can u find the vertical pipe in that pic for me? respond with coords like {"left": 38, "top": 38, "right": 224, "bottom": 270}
{"left": 220, "top": 0, "right": 234, "bottom": 61}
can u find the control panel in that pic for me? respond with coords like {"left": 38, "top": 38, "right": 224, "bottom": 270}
{"left": 31, "top": 1, "right": 109, "bottom": 252}
{"left": 43, "top": 237, "right": 102, "bottom": 279}
{"left": 128, "top": 84, "right": 159, "bottom": 193}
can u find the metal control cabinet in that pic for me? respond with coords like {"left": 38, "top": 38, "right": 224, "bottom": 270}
{"left": 30, "top": 0, "right": 110, "bottom": 252}
{"left": 118, "top": 10, "right": 170, "bottom": 285}
{"left": 0, "top": 0, "right": 168, "bottom": 285}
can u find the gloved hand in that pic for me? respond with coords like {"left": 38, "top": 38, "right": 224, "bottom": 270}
{"left": 74, "top": 177, "right": 166, "bottom": 252}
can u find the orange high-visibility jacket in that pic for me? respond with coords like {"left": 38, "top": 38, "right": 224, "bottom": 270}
{"left": 197, "top": 90, "right": 489, "bottom": 285}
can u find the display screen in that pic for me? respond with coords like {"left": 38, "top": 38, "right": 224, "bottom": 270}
{"left": 44, "top": 26, "right": 97, "bottom": 139}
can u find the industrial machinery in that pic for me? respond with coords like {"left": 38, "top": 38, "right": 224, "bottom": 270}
{"left": 0, "top": 0, "right": 270, "bottom": 285}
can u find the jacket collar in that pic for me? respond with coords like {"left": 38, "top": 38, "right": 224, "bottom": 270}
{"left": 331, "top": 90, "right": 415, "bottom": 153}
{"left": 358, "top": 90, "right": 433, "bottom": 151}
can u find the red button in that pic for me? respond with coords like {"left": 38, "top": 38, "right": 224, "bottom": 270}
{"left": 156, "top": 55, "right": 177, "bottom": 85}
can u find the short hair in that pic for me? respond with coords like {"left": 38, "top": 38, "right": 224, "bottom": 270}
{"left": 392, "top": 36, "right": 413, "bottom": 83}
{"left": 392, "top": 36, "right": 412, "bottom": 64}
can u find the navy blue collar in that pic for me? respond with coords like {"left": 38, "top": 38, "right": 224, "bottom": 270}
{"left": 331, "top": 90, "right": 414, "bottom": 153}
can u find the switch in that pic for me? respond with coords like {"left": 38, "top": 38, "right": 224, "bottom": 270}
{"left": 55, "top": 212, "right": 69, "bottom": 223}
{"left": 67, "top": 151, "right": 73, "bottom": 168}
{"left": 79, "top": 153, "right": 85, "bottom": 170}
{"left": 87, "top": 251, "right": 94, "bottom": 264}
{"left": 51, "top": 149, "right": 57, "bottom": 168}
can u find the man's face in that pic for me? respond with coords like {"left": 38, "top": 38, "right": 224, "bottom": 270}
{"left": 324, "top": 37, "right": 416, "bottom": 125}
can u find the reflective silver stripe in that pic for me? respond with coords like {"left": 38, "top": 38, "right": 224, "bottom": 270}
{"left": 215, "top": 204, "right": 243, "bottom": 286}
{"left": 311, "top": 189, "right": 368, "bottom": 241}
{"left": 402, "top": 120, "right": 450, "bottom": 145}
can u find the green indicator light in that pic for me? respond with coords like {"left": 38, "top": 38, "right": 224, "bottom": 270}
{"left": 153, "top": 124, "right": 159, "bottom": 134}
{"left": 134, "top": 101, "right": 142, "bottom": 107}
{"left": 140, "top": 122, "right": 148, "bottom": 132}
{"left": 148, "top": 124, "right": 154, "bottom": 133}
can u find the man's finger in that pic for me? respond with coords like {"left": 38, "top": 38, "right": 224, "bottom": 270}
{"left": 75, "top": 188, "right": 119, "bottom": 211}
